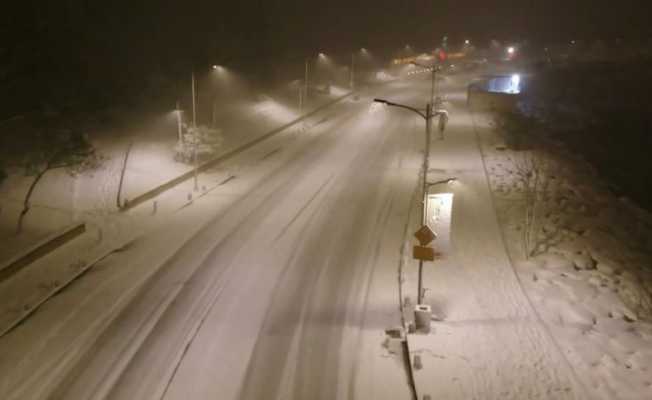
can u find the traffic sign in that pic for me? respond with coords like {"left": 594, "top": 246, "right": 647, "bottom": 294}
{"left": 413, "top": 246, "right": 441, "bottom": 262}
{"left": 414, "top": 225, "right": 436, "bottom": 246}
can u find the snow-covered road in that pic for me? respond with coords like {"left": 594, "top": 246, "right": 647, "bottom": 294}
{"left": 1, "top": 80, "right": 423, "bottom": 400}
{"left": 0, "top": 73, "right": 589, "bottom": 400}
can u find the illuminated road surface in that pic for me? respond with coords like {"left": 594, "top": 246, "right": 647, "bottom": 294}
{"left": 0, "top": 73, "right": 586, "bottom": 400}
{"left": 48, "top": 79, "right": 423, "bottom": 400}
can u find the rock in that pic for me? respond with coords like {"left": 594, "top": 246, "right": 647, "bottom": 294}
{"left": 538, "top": 253, "right": 574, "bottom": 270}
{"left": 623, "top": 309, "right": 638, "bottom": 323}
{"left": 596, "top": 262, "right": 616, "bottom": 276}
{"left": 572, "top": 254, "right": 596, "bottom": 271}
{"left": 588, "top": 276, "right": 602, "bottom": 287}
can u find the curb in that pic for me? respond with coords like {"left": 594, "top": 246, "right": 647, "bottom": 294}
{"left": 0, "top": 222, "right": 86, "bottom": 284}
{"left": 0, "top": 240, "right": 123, "bottom": 338}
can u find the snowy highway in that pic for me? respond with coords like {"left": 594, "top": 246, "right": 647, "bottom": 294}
{"left": 0, "top": 73, "right": 587, "bottom": 399}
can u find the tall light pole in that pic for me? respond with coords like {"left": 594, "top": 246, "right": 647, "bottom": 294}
{"left": 350, "top": 53, "right": 355, "bottom": 90}
{"left": 412, "top": 61, "right": 439, "bottom": 108}
{"left": 175, "top": 101, "right": 183, "bottom": 143}
{"left": 191, "top": 71, "right": 197, "bottom": 128}
{"left": 304, "top": 59, "right": 309, "bottom": 108}
{"left": 302, "top": 53, "right": 328, "bottom": 110}
{"left": 191, "top": 70, "right": 199, "bottom": 191}
{"left": 374, "top": 98, "right": 447, "bottom": 305}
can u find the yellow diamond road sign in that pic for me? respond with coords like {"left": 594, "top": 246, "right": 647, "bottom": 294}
{"left": 414, "top": 225, "right": 436, "bottom": 246}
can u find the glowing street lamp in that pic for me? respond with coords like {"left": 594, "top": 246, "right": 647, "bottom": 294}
{"left": 374, "top": 97, "right": 449, "bottom": 305}
{"left": 210, "top": 65, "right": 228, "bottom": 126}
{"left": 351, "top": 48, "right": 369, "bottom": 91}
{"left": 302, "top": 52, "right": 330, "bottom": 112}
{"left": 189, "top": 64, "right": 226, "bottom": 191}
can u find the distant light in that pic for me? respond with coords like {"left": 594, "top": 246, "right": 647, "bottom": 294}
{"left": 510, "top": 74, "right": 521, "bottom": 93}
{"left": 507, "top": 47, "right": 515, "bottom": 54}
{"left": 465, "top": 40, "right": 470, "bottom": 45}
{"left": 511, "top": 74, "right": 520, "bottom": 85}
{"left": 318, "top": 52, "right": 326, "bottom": 58}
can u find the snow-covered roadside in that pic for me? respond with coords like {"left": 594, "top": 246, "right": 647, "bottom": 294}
{"left": 0, "top": 92, "right": 354, "bottom": 338}
{"left": 474, "top": 110, "right": 652, "bottom": 399}
{"left": 0, "top": 88, "right": 346, "bottom": 264}
{"left": 0, "top": 94, "right": 363, "bottom": 399}
{"left": 398, "top": 76, "right": 587, "bottom": 399}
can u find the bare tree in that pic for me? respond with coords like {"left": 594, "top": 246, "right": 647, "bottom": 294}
{"left": 510, "top": 147, "right": 554, "bottom": 258}
{"left": 494, "top": 110, "right": 556, "bottom": 258}
{"left": 8, "top": 127, "right": 102, "bottom": 234}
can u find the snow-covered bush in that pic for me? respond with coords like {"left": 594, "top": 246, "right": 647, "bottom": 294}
{"left": 174, "top": 125, "right": 224, "bottom": 164}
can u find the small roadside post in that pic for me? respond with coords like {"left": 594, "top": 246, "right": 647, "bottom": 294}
{"left": 413, "top": 224, "right": 439, "bottom": 333}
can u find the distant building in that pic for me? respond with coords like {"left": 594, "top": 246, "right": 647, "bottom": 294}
{"left": 467, "top": 74, "right": 523, "bottom": 111}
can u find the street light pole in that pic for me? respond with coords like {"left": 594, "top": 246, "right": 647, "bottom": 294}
{"left": 191, "top": 70, "right": 199, "bottom": 191}
{"left": 417, "top": 102, "right": 433, "bottom": 304}
{"left": 374, "top": 98, "right": 439, "bottom": 305}
{"left": 304, "top": 59, "right": 309, "bottom": 105}
{"left": 352, "top": 54, "right": 356, "bottom": 89}
{"left": 412, "top": 61, "right": 438, "bottom": 109}
{"left": 176, "top": 101, "right": 183, "bottom": 144}
{"left": 191, "top": 71, "right": 197, "bottom": 128}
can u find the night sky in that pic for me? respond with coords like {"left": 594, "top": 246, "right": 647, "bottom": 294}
{"left": 1, "top": 1, "right": 650, "bottom": 115}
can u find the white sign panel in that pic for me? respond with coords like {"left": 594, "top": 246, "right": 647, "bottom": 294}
{"left": 425, "top": 193, "right": 454, "bottom": 256}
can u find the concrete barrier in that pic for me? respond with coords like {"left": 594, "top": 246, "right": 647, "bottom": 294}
{"left": 121, "top": 92, "right": 353, "bottom": 212}
{"left": 0, "top": 222, "right": 86, "bottom": 284}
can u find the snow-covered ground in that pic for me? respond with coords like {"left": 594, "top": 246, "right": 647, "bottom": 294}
{"left": 0, "top": 83, "right": 416, "bottom": 399}
{"left": 1, "top": 69, "right": 651, "bottom": 400}
{"left": 0, "top": 88, "right": 343, "bottom": 264}
{"left": 399, "top": 74, "right": 588, "bottom": 399}
{"left": 476, "top": 109, "right": 652, "bottom": 399}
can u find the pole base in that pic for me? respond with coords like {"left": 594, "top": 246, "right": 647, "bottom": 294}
{"left": 414, "top": 304, "right": 432, "bottom": 333}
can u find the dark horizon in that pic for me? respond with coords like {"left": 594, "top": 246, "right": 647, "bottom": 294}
{"left": 2, "top": 1, "right": 651, "bottom": 117}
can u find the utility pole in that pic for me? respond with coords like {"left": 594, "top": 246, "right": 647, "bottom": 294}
{"left": 430, "top": 65, "right": 436, "bottom": 107}
{"left": 191, "top": 71, "right": 199, "bottom": 191}
{"left": 417, "top": 102, "right": 433, "bottom": 304}
{"left": 191, "top": 71, "right": 197, "bottom": 128}
{"left": 304, "top": 59, "right": 309, "bottom": 105}
{"left": 412, "top": 61, "right": 438, "bottom": 109}
{"left": 351, "top": 54, "right": 355, "bottom": 90}
{"left": 176, "top": 101, "right": 183, "bottom": 143}
{"left": 373, "top": 99, "right": 444, "bottom": 305}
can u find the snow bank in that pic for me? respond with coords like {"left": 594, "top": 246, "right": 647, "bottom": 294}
{"left": 478, "top": 110, "right": 652, "bottom": 399}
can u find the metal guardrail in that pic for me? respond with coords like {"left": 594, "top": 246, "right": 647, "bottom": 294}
{"left": 0, "top": 222, "right": 86, "bottom": 284}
